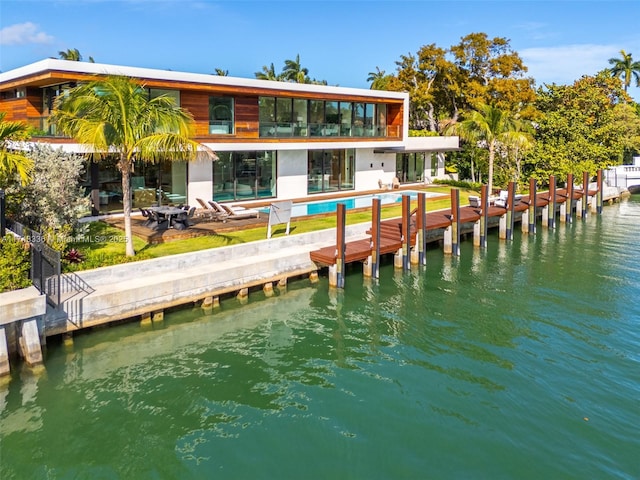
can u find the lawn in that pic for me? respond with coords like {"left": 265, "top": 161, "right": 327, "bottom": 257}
{"left": 67, "top": 186, "right": 466, "bottom": 271}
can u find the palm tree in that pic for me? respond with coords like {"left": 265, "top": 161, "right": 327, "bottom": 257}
{"left": 213, "top": 68, "right": 228, "bottom": 76}
{"left": 608, "top": 49, "right": 640, "bottom": 92}
{"left": 282, "top": 54, "right": 308, "bottom": 83}
{"left": 446, "top": 104, "right": 529, "bottom": 194}
{"left": 50, "top": 76, "right": 211, "bottom": 256}
{"left": 255, "top": 63, "right": 281, "bottom": 81}
{"left": 0, "top": 112, "right": 33, "bottom": 185}
{"left": 367, "top": 66, "right": 387, "bottom": 90}
{"left": 58, "top": 48, "right": 95, "bottom": 63}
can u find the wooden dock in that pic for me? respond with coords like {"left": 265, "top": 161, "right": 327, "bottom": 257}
{"left": 310, "top": 173, "right": 604, "bottom": 278}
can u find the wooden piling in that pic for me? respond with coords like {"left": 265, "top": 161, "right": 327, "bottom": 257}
{"left": 480, "top": 184, "right": 489, "bottom": 248}
{"left": 548, "top": 175, "right": 557, "bottom": 229}
{"left": 336, "top": 203, "right": 346, "bottom": 289}
{"left": 450, "top": 188, "right": 460, "bottom": 256}
{"left": 566, "top": 173, "right": 574, "bottom": 223}
{"left": 528, "top": 178, "right": 537, "bottom": 234}
{"left": 506, "top": 181, "right": 516, "bottom": 240}
{"left": 581, "top": 171, "right": 589, "bottom": 219}
{"left": 401, "top": 194, "right": 411, "bottom": 270}
{"left": 596, "top": 169, "right": 603, "bottom": 214}
{"left": 371, "top": 198, "right": 381, "bottom": 279}
{"left": 416, "top": 192, "right": 427, "bottom": 265}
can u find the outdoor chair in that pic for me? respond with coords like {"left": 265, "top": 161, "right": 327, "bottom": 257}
{"left": 209, "top": 200, "right": 260, "bottom": 220}
{"left": 139, "top": 208, "right": 154, "bottom": 227}
{"left": 468, "top": 196, "right": 481, "bottom": 208}
{"left": 146, "top": 210, "right": 168, "bottom": 230}
{"left": 196, "top": 198, "right": 227, "bottom": 221}
{"left": 172, "top": 206, "right": 196, "bottom": 230}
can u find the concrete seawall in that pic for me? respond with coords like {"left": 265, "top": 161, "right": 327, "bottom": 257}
{"left": 45, "top": 223, "right": 372, "bottom": 336}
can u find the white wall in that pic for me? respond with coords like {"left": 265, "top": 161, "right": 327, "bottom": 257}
{"left": 276, "top": 150, "right": 308, "bottom": 199}
{"left": 355, "top": 149, "right": 396, "bottom": 190}
{"left": 187, "top": 154, "right": 213, "bottom": 206}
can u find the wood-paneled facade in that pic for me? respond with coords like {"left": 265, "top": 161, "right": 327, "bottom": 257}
{"left": 0, "top": 59, "right": 458, "bottom": 212}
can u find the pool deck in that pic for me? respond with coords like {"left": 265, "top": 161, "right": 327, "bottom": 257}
{"left": 104, "top": 184, "right": 447, "bottom": 243}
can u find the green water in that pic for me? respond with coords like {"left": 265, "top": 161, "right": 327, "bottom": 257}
{"left": 2, "top": 199, "right": 639, "bottom": 479}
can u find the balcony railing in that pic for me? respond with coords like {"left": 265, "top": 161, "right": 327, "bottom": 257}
{"left": 259, "top": 122, "right": 400, "bottom": 139}
{"left": 209, "top": 121, "right": 233, "bottom": 135}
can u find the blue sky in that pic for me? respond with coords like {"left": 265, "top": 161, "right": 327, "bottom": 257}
{"left": 1, "top": 0, "right": 639, "bottom": 101}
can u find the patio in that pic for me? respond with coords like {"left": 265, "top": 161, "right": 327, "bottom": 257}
{"left": 104, "top": 212, "right": 268, "bottom": 244}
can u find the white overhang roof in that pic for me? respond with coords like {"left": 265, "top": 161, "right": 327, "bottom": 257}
{"left": 0, "top": 58, "right": 408, "bottom": 101}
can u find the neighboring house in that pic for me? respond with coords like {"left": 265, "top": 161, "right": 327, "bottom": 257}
{"left": 0, "top": 59, "right": 458, "bottom": 214}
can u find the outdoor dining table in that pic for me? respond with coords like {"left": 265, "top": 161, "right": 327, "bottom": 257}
{"left": 147, "top": 206, "right": 188, "bottom": 229}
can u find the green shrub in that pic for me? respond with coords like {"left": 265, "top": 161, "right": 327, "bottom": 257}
{"left": 0, "top": 235, "right": 31, "bottom": 292}
{"left": 433, "top": 178, "right": 482, "bottom": 190}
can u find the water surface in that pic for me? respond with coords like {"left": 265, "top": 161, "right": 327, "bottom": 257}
{"left": 1, "top": 198, "right": 639, "bottom": 479}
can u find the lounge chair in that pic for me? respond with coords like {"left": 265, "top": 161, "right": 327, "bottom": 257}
{"left": 196, "top": 198, "right": 226, "bottom": 221}
{"left": 209, "top": 200, "right": 260, "bottom": 220}
{"left": 468, "top": 195, "right": 481, "bottom": 208}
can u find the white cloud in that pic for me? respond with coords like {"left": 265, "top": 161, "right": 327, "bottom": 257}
{"left": 520, "top": 44, "right": 618, "bottom": 87}
{"left": 0, "top": 22, "right": 54, "bottom": 46}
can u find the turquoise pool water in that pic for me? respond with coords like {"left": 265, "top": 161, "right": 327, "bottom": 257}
{"left": 261, "top": 190, "right": 442, "bottom": 217}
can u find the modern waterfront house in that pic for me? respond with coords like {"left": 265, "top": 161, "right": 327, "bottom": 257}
{"left": 0, "top": 59, "right": 458, "bottom": 214}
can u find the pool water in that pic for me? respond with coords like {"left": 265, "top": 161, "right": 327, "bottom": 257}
{"left": 260, "top": 190, "right": 442, "bottom": 217}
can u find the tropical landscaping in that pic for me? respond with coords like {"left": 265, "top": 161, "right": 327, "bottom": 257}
{"left": 1, "top": 34, "right": 640, "bottom": 292}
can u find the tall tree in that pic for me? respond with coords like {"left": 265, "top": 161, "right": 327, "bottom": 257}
{"left": 608, "top": 49, "right": 640, "bottom": 93}
{"left": 446, "top": 104, "right": 529, "bottom": 194}
{"left": 255, "top": 63, "right": 281, "bottom": 81}
{"left": 213, "top": 68, "right": 229, "bottom": 76}
{"left": 528, "top": 72, "right": 631, "bottom": 183}
{"left": 58, "top": 48, "right": 94, "bottom": 63}
{"left": 0, "top": 112, "right": 33, "bottom": 185}
{"left": 50, "top": 76, "right": 211, "bottom": 256}
{"left": 367, "top": 67, "right": 392, "bottom": 90}
{"left": 450, "top": 33, "right": 536, "bottom": 116}
{"left": 282, "top": 54, "right": 309, "bottom": 83}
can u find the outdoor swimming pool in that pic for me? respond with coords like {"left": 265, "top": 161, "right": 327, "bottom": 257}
{"left": 260, "top": 190, "right": 443, "bottom": 217}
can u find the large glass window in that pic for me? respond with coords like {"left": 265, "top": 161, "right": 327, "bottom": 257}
{"left": 377, "top": 104, "right": 387, "bottom": 136}
{"left": 149, "top": 88, "right": 180, "bottom": 105}
{"left": 308, "top": 149, "right": 355, "bottom": 194}
{"left": 325, "top": 101, "right": 339, "bottom": 136}
{"left": 276, "top": 98, "right": 293, "bottom": 136}
{"left": 259, "top": 97, "right": 276, "bottom": 136}
{"left": 309, "top": 100, "right": 324, "bottom": 137}
{"left": 293, "top": 98, "right": 308, "bottom": 136}
{"left": 258, "top": 98, "right": 392, "bottom": 138}
{"left": 209, "top": 96, "right": 234, "bottom": 134}
{"left": 396, "top": 153, "right": 425, "bottom": 184}
{"left": 340, "top": 102, "right": 352, "bottom": 136}
{"left": 87, "top": 157, "right": 188, "bottom": 213}
{"left": 213, "top": 151, "right": 276, "bottom": 201}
